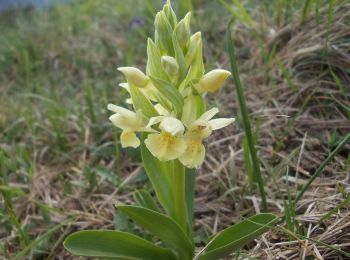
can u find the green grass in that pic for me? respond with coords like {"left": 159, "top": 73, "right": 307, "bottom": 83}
{"left": 1, "top": 0, "right": 350, "bottom": 258}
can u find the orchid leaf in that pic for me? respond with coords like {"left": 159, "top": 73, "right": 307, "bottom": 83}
{"left": 133, "top": 189, "right": 160, "bottom": 213}
{"left": 64, "top": 230, "right": 176, "bottom": 260}
{"left": 198, "top": 213, "right": 278, "bottom": 260}
{"left": 141, "top": 137, "right": 174, "bottom": 217}
{"left": 117, "top": 205, "right": 194, "bottom": 260}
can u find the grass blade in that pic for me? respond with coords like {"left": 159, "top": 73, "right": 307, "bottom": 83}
{"left": 14, "top": 219, "right": 73, "bottom": 259}
{"left": 295, "top": 133, "right": 350, "bottom": 202}
{"left": 226, "top": 20, "right": 268, "bottom": 211}
{"left": 320, "top": 195, "right": 350, "bottom": 222}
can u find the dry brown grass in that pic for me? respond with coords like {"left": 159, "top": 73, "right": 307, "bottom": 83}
{"left": 1, "top": 2, "right": 350, "bottom": 259}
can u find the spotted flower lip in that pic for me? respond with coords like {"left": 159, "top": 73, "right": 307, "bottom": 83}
{"left": 178, "top": 108, "right": 235, "bottom": 168}
{"left": 145, "top": 117, "right": 187, "bottom": 161}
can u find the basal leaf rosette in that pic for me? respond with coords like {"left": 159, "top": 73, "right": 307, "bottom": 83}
{"left": 108, "top": 0, "right": 234, "bottom": 168}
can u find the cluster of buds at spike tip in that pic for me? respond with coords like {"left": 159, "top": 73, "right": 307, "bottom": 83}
{"left": 108, "top": 0, "right": 234, "bottom": 168}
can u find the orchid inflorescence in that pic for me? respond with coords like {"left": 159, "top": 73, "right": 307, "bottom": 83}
{"left": 108, "top": 0, "right": 234, "bottom": 168}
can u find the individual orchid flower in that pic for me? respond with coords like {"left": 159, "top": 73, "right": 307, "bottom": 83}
{"left": 145, "top": 116, "right": 187, "bottom": 161}
{"left": 117, "top": 67, "right": 149, "bottom": 88}
{"left": 107, "top": 104, "right": 153, "bottom": 148}
{"left": 196, "top": 69, "right": 232, "bottom": 93}
{"left": 179, "top": 108, "right": 235, "bottom": 168}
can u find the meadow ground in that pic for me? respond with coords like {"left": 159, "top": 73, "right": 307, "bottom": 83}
{"left": 0, "top": 0, "right": 350, "bottom": 259}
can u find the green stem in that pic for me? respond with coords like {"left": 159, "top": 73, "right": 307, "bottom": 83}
{"left": 295, "top": 132, "right": 350, "bottom": 202}
{"left": 227, "top": 20, "right": 268, "bottom": 212}
{"left": 185, "top": 168, "right": 195, "bottom": 234}
{"left": 173, "top": 160, "right": 188, "bottom": 233}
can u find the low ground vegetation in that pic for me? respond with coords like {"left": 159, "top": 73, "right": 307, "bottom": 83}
{"left": 0, "top": 0, "right": 349, "bottom": 258}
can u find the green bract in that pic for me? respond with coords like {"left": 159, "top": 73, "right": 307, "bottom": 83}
{"left": 63, "top": 1, "right": 278, "bottom": 259}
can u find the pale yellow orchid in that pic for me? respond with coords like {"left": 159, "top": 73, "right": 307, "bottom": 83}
{"left": 145, "top": 116, "right": 187, "bottom": 161}
{"left": 107, "top": 104, "right": 153, "bottom": 148}
{"left": 118, "top": 67, "right": 149, "bottom": 88}
{"left": 196, "top": 69, "right": 232, "bottom": 93}
{"left": 179, "top": 108, "right": 235, "bottom": 168}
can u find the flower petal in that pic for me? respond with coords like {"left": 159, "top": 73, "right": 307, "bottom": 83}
{"left": 109, "top": 114, "right": 144, "bottom": 131}
{"left": 179, "top": 139, "right": 205, "bottom": 168}
{"left": 145, "top": 132, "right": 187, "bottom": 161}
{"left": 209, "top": 118, "right": 235, "bottom": 130}
{"left": 159, "top": 117, "right": 184, "bottom": 136}
{"left": 196, "top": 69, "right": 231, "bottom": 93}
{"left": 198, "top": 107, "right": 219, "bottom": 122}
{"left": 119, "top": 83, "right": 130, "bottom": 92}
{"left": 147, "top": 116, "right": 166, "bottom": 128}
{"left": 107, "top": 104, "right": 135, "bottom": 118}
{"left": 120, "top": 131, "right": 140, "bottom": 148}
{"left": 118, "top": 67, "right": 149, "bottom": 87}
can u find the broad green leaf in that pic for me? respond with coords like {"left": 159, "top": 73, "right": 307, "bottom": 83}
{"left": 198, "top": 213, "right": 278, "bottom": 260}
{"left": 117, "top": 205, "right": 194, "bottom": 260}
{"left": 149, "top": 76, "right": 184, "bottom": 116}
{"left": 141, "top": 137, "right": 174, "bottom": 217}
{"left": 129, "top": 84, "right": 159, "bottom": 118}
{"left": 146, "top": 38, "right": 169, "bottom": 81}
{"left": 64, "top": 230, "right": 176, "bottom": 260}
{"left": 133, "top": 189, "right": 160, "bottom": 213}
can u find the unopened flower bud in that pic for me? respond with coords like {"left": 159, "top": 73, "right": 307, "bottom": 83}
{"left": 196, "top": 69, "right": 231, "bottom": 93}
{"left": 155, "top": 11, "right": 174, "bottom": 55}
{"left": 175, "top": 12, "right": 191, "bottom": 52}
{"left": 163, "top": 0, "right": 177, "bottom": 28}
{"left": 185, "top": 32, "right": 201, "bottom": 66}
{"left": 161, "top": 56, "right": 179, "bottom": 80}
{"left": 118, "top": 67, "right": 149, "bottom": 88}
